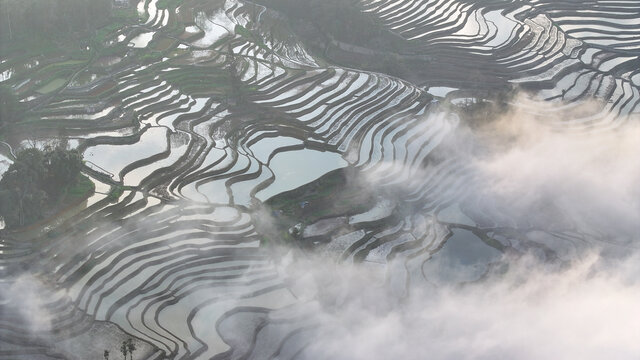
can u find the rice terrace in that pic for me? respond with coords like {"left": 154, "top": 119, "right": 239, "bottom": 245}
{"left": 0, "top": 0, "right": 639, "bottom": 359}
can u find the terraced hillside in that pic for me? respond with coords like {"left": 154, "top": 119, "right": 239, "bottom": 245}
{"left": 0, "top": 0, "right": 638, "bottom": 359}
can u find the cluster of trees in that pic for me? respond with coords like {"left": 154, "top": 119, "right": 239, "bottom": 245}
{"left": 0, "top": 147, "right": 83, "bottom": 228}
{"left": 103, "top": 338, "right": 137, "bottom": 360}
{"left": 0, "top": 0, "right": 114, "bottom": 42}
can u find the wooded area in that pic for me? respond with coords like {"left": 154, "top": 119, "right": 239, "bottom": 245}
{"left": 0, "top": 147, "right": 87, "bottom": 229}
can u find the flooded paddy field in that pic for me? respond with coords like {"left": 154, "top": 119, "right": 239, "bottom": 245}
{"left": 0, "top": 0, "right": 639, "bottom": 359}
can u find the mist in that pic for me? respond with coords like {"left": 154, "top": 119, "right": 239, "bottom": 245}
{"left": 276, "top": 251, "right": 640, "bottom": 360}
{"left": 0, "top": 274, "right": 53, "bottom": 333}
{"left": 366, "top": 96, "right": 640, "bottom": 241}
{"left": 1, "top": 0, "right": 639, "bottom": 358}
{"left": 465, "top": 101, "right": 640, "bottom": 240}
{"left": 280, "top": 96, "right": 640, "bottom": 359}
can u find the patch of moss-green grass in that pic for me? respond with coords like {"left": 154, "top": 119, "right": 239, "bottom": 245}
{"left": 107, "top": 184, "right": 127, "bottom": 202}
{"left": 36, "top": 78, "right": 67, "bottom": 94}
{"left": 65, "top": 174, "right": 96, "bottom": 202}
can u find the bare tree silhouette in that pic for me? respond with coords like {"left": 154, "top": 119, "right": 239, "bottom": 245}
{"left": 126, "top": 338, "right": 137, "bottom": 360}
{"left": 120, "top": 341, "right": 128, "bottom": 360}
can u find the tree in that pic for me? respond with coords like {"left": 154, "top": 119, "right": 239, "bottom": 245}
{"left": 0, "top": 146, "right": 85, "bottom": 228}
{"left": 120, "top": 341, "right": 128, "bottom": 360}
{"left": 104, "top": 350, "right": 110, "bottom": 360}
{"left": 43, "top": 147, "right": 83, "bottom": 196}
{"left": 126, "top": 338, "right": 136, "bottom": 360}
{"left": 0, "top": 148, "right": 48, "bottom": 227}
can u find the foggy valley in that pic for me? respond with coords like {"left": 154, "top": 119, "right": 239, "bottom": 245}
{"left": 0, "top": 0, "right": 639, "bottom": 359}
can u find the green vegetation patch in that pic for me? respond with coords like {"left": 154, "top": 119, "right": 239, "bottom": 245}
{"left": 259, "top": 167, "right": 377, "bottom": 244}
{"left": 107, "top": 185, "right": 125, "bottom": 202}
{"left": 0, "top": 147, "right": 91, "bottom": 229}
{"left": 66, "top": 174, "right": 96, "bottom": 202}
{"left": 164, "top": 66, "right": 232, "bottom": 95}
{"left": 152, "top": 37, "right": 177, "bottom": 52}
{"left": 51, "top": 59, "right": 86, "bottom": 67}
{"left": 36, "top": 78, "right": 67, "bottom": 94}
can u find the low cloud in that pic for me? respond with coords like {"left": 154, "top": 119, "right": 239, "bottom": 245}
{"left": 467, "top": 104, "right": 640, "bottom": 239}
{"left": 364, "top": 96, "right": 640, "bottom": 241}
{"left": 1, "top": 274, "right": 53, "bottom": 333}
{"left": 278, "top": 96, "right": 640, "bottom": 359}
{"left": 278, "top": 251, "right": 640, "bottom": 360}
